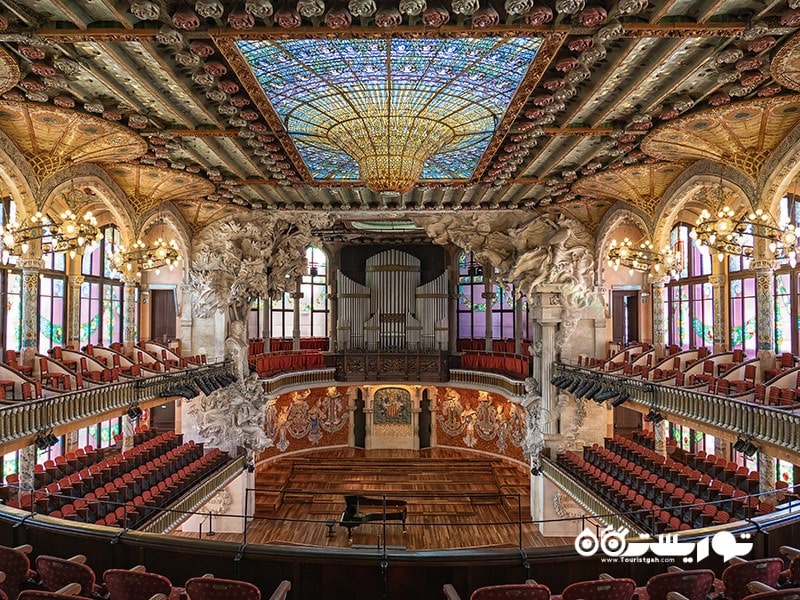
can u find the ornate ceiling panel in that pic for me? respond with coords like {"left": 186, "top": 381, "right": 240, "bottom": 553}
{"left": 103, "top": 164, "right": 216, "bottom": 215}
{"left": 773, "top": 33, "right": 800, "bottom": 92}
{"left": 173, "top": 199, "right": 249, "bottom": 235}
{"left": 641, "top": 96, "right": 800, "bottom": 180}
{"left": 571, "top": 162, "right": 687, "bottom": 216}
{"left": 0, "top": 101, "right": 146, "bottom": 180}
{"left": 0, "top": 47, "right": 18, "bottom": 96}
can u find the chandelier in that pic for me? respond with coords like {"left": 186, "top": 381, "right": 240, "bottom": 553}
{"left": 109, "top": 237, "right": 181, "bottom": 279}
{"left": 1, "top": 208, "right": 102, "bottom": 262}
{"left": 691, "top": 206, "right": 800, "bottom": 267}
{"left": 606, "top": 238, "right": 679, "bottom": 276}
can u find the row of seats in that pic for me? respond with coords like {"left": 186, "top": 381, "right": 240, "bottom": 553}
{"left": 251, "top": 351, "right": 324, "bottom": 377}
{"left": 444, "top": 549, "right": 800, "bottom": 600}
{"left": 0, "top": 545, "right": 290, "bottom": 600}
{"left": 459, "top": 352, "right": 531, "bottom": 380}
{"left": 248, "top": 338, "right": 330, "bottom": 355}
{"left": 456, "top": 339, "right": 531, "bottom": 355}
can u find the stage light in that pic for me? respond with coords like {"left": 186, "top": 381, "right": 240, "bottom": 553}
{"left": 611, "top": 392, "right": 630, "bottom": 407}
{"left": 34, "top": 436, "right": 50, "bottom": 451}
{"left": 46, "top": 432, "right": 59, "bottom": 446}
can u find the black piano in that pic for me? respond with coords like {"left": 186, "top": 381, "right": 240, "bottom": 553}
{"left": 339, "top": 495, "right": 408, "bottom": 541}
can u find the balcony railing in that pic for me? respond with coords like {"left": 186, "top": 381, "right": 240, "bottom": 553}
{"left": 449, "top": 369, "right": 526, "bottom": 397}
{"left": 557, "top": 363, "right": 800, "bottom": 454}
{"left": 0, "top": 362, "right": 233, "bottom": 446}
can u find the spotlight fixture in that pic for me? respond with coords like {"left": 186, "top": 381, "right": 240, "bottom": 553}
{"left": 127, "top": 405, "right": 144, "bottom": 419}
{"left": 46, "top": 432, "right": 59, "bottom": 446}
{"left": 34, "top": 435, "right": 50, "bottom": 451}
{"left": 734, "top": 436, "right": 758, "bottom": 457}
{"left": 610, "top": 391, "right": 630, "bottom": 407}
{"left": 530, "top": 465, "right": 543, "bottom": 476}
{"left": 645, "top": 409, "right": 664, "bottom": 424}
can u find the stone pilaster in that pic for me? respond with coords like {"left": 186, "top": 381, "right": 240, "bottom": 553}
{"left": 448, "top": 251, "right": 459, "bottom": 353}
{"left": 758, "top": 449, "right": 776, "bottom": 505}
{"left": 19, "top": 257, "right": 43, "bottom": 363}
{"left": 653, "top": 419, "right": 668, "bottom": 457}
{"left": 327, "top": 247, "right": 340, "bottom": 351}
{"left": 514, "top": 292, "right": 524, "bottom": 355}
{"left": 291, "top": 282, "right": 303, "bottom": 351}
{"left": 67, "top": 274, "right": 85, "bottom": 349}
{"left": 482, "top": 268, "right": 495, "bottom": 352}
{"left": 122, "top": 414, "right": 135, "bottom": 452}
{"left": 708, "top": 273, "right": 727, "bottom": 352}
{"left": 180, "top": 282, "right": 193, "bottom": 355}
{"left": 752, "top": 259, "right": 776, "bottom": 365}
{"left": 18, "top": 444, "right": 35, "bottom": 492}
{"left": 122, "top": 279, "right": 137, "bottom": 353}
{"left": 530, "top": 290, "right": 562, "bottom": 436}
{"left": 650, "top": 277, "right": 668, "bottom": 351}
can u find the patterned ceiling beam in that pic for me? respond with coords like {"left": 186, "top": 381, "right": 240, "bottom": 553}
{"left": 31, "top": 22, "right": 748, "bottom": 44}
{"left": 164, "top": 126, "right": 615, "bottom": 138}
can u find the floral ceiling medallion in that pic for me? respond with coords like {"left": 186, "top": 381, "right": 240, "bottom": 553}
{"left": 236, "top": 37, "right": 542, "bottom": 193}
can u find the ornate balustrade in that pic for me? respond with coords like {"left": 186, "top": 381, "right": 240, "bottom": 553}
{"left": 449, "top": 369, "right": 526, "bottom": 398}
{"left": 0, "top": 362, "right": 233, "bottom": 445}
{"left": 540, "top": 456, "right": 642, "bottom": 535}
{"left": 556, "top": 364, "right": 800, "bottom": 454}
{"left": 262, "top": 369, "right": 337, "bottom": 395}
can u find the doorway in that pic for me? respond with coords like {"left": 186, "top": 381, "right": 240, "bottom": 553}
{"left": 418, "top": 390, "right": 431, "bottom": 449}
{"left": 353, "top": 389, "right": 366, "bottom": 449}
{"left": 611, "top": 289, "right": 640, "bottom": 344}
{"left": 150, "top": 400, "right": 176, "bottom": 433}
{"left": 151, "top": 288, "right": 177, "bottom": 342}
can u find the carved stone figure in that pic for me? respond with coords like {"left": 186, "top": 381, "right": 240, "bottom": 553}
{"left": 186, "top": 372, "right": 273, "bottom": 458}
{"left": 522, "top": 376, "right": 545, "bottom": 471}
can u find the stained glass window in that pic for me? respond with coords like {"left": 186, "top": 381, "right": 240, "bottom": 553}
{"left": 39, "top": 275, "right": 65, "bottom": 353}
{"left": 80, "top": 226, "right": 124, "bottom": 347}
{"left": 270, "top": 247, "right": 328, "bottom": 339}
{"left": 666, "top": 224, "right": 713, "bottom": 348}
{"left": 5, "top": 272, "right": 21, "bottom": 351}
{"left": 730, "top": 276, "right": 757, "bottom": 355}
{"left": 772, "top": 195, "right": 800, "bottom": 354}
{"left": 236, "top": 37, "right": 541, "bottom": 181}
{"left": 777, "top": 459, "right": 795, "bottom": 486}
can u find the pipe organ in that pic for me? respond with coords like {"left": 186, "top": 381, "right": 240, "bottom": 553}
{"left": 337, "top": 250, "right": 448, "bottom": 351}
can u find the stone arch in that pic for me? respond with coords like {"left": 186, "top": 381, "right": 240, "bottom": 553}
{"left": 137, "top": 202, "right": 193, "bottom": 273}
{"left": 0, "top": 129, "right": 36, "bottom": 218}
{"left": 651, "top": 161, "right": 753, "bottom": 250}
{"left": 593, "top": 203, "right": 652, "bottom": 285}
{"left": 39, "top": 165, "right": 136, "bottom": 246}
{"left": 758, "top": 122, "right": 800, "bottom": 216}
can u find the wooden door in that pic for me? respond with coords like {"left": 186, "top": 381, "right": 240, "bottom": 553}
{"left": 418, "top": 391, "right": 431, "bottom": 449}
{"left": 611, "top": 290, "right": 640, "bottom": 344}
{"left": 151, "top": 289, "right": 176, "bottom": 342}
{"left": 353, "top": 389, "right": 366, "bottom": 448}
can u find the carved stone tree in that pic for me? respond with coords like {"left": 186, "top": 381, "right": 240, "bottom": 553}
{"left": 189, "top": 213, "right": 328, "bottom": 380}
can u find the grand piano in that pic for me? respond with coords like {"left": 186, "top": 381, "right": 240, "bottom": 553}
{"left": 339, "top": 495, "right": 408, "bottom": 541}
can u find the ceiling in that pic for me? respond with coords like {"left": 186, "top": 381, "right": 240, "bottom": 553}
{"left": 0, "top": 0, "right": 797, "bottom": 234}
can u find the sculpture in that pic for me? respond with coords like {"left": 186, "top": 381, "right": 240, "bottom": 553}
{"left": 522, "top": 376, "right": 545, "bottom": 472}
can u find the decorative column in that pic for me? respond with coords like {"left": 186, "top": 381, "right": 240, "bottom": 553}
{"left": 122, "top": 414, "right": 135, "bottom": 452}
{"left": 650, "top": 276, "right": 668, "bottom": 353}
{"left": 19, "top": 257, "right": 43, "bottom": 365}
{"left": 482, "top": 267, "right": 495, "bottom": 352}
{"left": 530, "top": 289, "right": 562, "bottom": 436}
{"left": 180, "top": 282, "right": 193, "bottom": 355}
{"left": 757, "top": 449, "right": 776, "bottom": 505}
{"left": 448, "top": 255, "right": 459, "bottom": 352}
{"left": 752, "top": 258, "right": 776, "bottom": 366}
{"left": 67, "top": 275, "right": 85, "bottom": 350}
{"left": 262, "top": 297, "right": 271, "bottom": 347}
{"left": 327, "top": 245, "right": 340, "bottom": 351}
{"left": 291, "top": 280, "right": 303, "bottom": 351}
{"left": 708, "top": 272, "right": 727, "bottom": 353}
{"left": 18, "top": 444, "right": 36, "bottom": 493}
{"left": 122, "top": 277, "right": 138, "bottom": 353}
{"left": 653, "top": 419, "right": 668, "bottom": 457}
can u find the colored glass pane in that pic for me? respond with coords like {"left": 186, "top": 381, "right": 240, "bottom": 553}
{"left": 236, "top": 37, "right": 541, "bottom": 181}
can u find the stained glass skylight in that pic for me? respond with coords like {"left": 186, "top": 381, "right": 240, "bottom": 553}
{"left": 236, "top": 37, "right": 541, "bottom": 185}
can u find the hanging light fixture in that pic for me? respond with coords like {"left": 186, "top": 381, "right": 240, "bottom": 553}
{"left": 606, "top": 237, "right": 679, "bottom": 276}
{"left": 0, "top": 186, "right": 103, "bottom": 263}
{"left": 691, "top": 206, "right": 799, "bottom": 267}
{"left": 109, "top": 237, "right": 182, "bottom": 279}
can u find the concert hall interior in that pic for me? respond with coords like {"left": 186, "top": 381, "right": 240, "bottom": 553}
{"left": 3, "top": 1, "right": 800, "bottom": 599}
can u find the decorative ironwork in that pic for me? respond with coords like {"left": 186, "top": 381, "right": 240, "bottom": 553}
{"left": 606, "top": 237, "right": 679, "bottom": 276}
{"left": 108, "top": 237, "right": 182, "bottom": 280}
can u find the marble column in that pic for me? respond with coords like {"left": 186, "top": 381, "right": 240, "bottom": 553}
{"left": 122, "top": 278, "right": 137, "bottom": 353}
{"left": 752, "top": 259, "right": 776, "bottom": 366}
{"left": 18, "top": 444, "right": 36, "bottom": 493}
{"left": 291, "top": 282, "right": 303, "bottom": 351}
{"left": 757, "top": 449, "right": 776, "bottom": 505}
{"left": 482, "top": 268, "right": 495, "bottom": 352}
{"left": 122, "top": 414, "right": 135, "bottom": 452}
{"left": 708, "top": 273, "right": 727, "bottom": 352}
{"left": 529, "top": 290, "right": 562, "bottom": 436}
{"left": 653, "top": 419, "right": 668, "bottom": 457}
{"left": 67, "top": 274, "right": 85, "bottom": 350}
{"left": 650, "top": 277, "right": 668, "bottom": 352}
{"left": 180, "top": 282, "right": 194, "bottom": 355}
{"left": 539, "top": 322, "right": 558, "bottom": 434}
{"left": 19, "top": 257, "right": 43, "bottom": 365}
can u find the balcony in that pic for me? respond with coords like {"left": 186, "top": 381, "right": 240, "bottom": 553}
{"left": 0, "top": 362, "right": 233, "bottom": 446}
{"left": 556, "top": 363, "right": 800, "bottom": 455}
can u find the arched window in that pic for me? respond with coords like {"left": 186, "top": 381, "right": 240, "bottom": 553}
{"left": 38, "top": 250, "right": 66, "bottom": 352}
{"left": 81, "top": 225, "right": 123, "bottom": 346}
{"left": 727, "top": 223, "right": 757, "bottom": 355}
{"left": 666, "top": 224, "right": 713, "bottom": 348}
{"left": 457, "top": 252, "right": 526, "bottom": 342}
{"left": 270, "top": 246, "right": 328, "bottom": 339}
{"left": 775, "top": 194, "right": 800, "bottom": 354}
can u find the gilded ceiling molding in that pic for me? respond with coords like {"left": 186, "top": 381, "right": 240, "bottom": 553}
{"left": 772, "top": 32, "right": 800, "bottom": 92}
{"left": 0, "top": 46, "right": 20, "bottom": 95}
{"left": 571, "top": 162, "right": 688, "bottom": 218}
{"left": 641, "top": 95, "right": 800, "bottom": 183}
{"left": 650, "top": 161, "right": 754, "bottom": 251}
{"left": 756, "top": 121, "right": 800, "bottom": 215}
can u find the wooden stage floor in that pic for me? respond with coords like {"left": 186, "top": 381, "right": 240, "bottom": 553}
{"left": 171, "top": 448, "right": 573, "bottom": 550}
